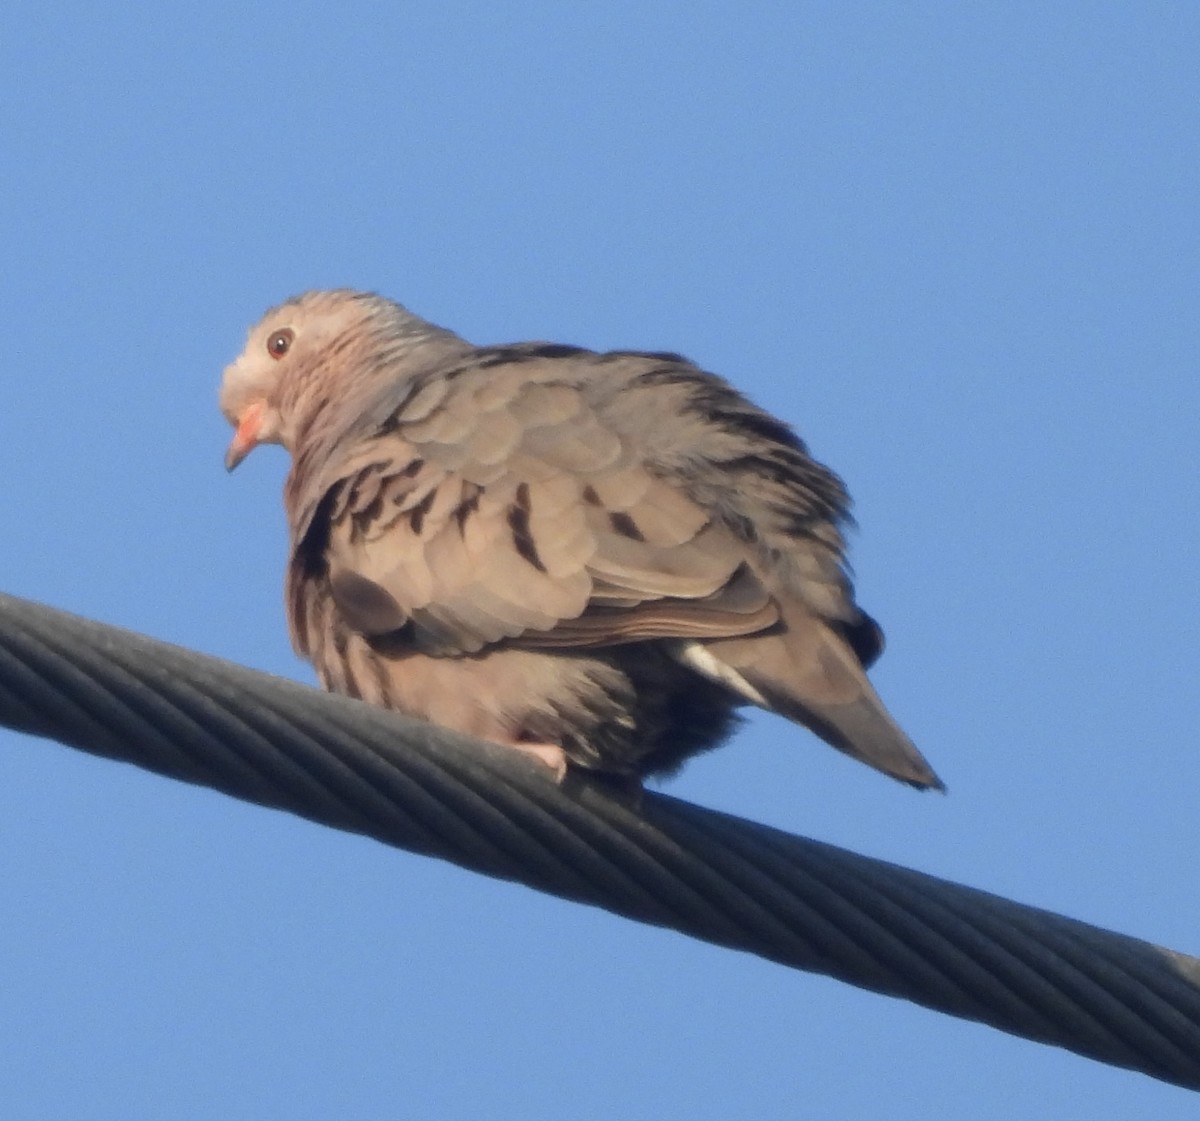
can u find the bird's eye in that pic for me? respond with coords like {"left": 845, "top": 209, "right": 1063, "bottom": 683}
{"left": 266, "top": 328, "right": 295, "bottom": 359}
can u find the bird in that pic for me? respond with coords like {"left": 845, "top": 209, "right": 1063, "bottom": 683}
{"left": 220, "top": 289, "right": 942, "bottom": 790}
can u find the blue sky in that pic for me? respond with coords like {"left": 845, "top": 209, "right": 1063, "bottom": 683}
{"left": 2, "top": 3, "right": 1198, "bottom": 1117}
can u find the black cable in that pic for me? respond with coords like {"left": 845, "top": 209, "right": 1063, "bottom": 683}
{"left": 0, "top": 591, "right": 1197, "bottom": 1090}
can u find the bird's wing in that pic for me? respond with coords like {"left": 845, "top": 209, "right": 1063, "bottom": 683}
{"left": 286, "top": 343, "right": 941, "bottom": 788}
{"left": 287, "top": 346, "right": 788, "bottom": 657}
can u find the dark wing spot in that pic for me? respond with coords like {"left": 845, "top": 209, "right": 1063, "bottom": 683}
{"left": 507, "top": 483, "right": 547, "bottom": 572}
{"left": 608, "top": 511, "right": 645, "bottom": 541}
{"left": 581, "top": 484, "right": 602, "bottom": 506}
{"left": 349, "top": 494, "right": 384, "bottom": 543}
{"left": 454, "top": 484, "right": 483, "bottom": 531}
{"left": 402, "top": 457, "right": 425, "bottom": 477}
{"left": 409, "top": 488, "right": 438, "bottom": 535}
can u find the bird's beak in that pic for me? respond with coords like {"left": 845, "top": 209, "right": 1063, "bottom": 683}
{"left": 225, "top": 400, "right": 266, "bottom": 472}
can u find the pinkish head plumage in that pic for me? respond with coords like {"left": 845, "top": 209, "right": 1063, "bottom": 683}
{"left": 219, "top": 289, "right": 461, "bottom": 470}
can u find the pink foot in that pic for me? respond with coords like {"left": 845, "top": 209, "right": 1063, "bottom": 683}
{"left": 505, "top": 740, "right": 569, "bottom": 783}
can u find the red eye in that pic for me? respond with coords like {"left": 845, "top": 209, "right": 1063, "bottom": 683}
{"left": 267, "top": 328, "right": 295, "bottom": 359}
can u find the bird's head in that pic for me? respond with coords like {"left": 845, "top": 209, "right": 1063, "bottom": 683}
{"left": 220, "top": 290, "right": 354, "bottom": 470}
{"left": 221, "top": 288, "right": 460, "bottom": 471}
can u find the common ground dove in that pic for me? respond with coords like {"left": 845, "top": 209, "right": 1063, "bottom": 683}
{"left": 220, "top": 289, "right": 942, "bottom": 789}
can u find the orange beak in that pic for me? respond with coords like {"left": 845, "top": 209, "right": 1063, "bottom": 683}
{"left": 225, "top": 400, "right": 266, "bottom": 472}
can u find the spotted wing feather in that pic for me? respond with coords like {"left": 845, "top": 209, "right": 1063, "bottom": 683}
{"left": 286, "top": 344, "right": 941, "bottom": 788}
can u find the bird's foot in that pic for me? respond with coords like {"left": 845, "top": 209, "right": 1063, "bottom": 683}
{"left": 502, "top": 739, "right": 644, "bottom": 810}
{"left": 505, "top": 740, "right": 570, "bottom": 783}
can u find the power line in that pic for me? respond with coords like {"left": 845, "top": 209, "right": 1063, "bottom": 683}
{"left": 0, "top": 591, "right": 1196, "bottom": 1090}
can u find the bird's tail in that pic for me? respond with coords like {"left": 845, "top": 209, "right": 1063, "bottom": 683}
{"left": 678, "top": 609, "right": 944, "bottom": 790}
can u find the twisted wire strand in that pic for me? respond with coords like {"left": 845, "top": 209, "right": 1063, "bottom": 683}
{"left": 0, "top": 591, "right": 1197, "bottom": 1090}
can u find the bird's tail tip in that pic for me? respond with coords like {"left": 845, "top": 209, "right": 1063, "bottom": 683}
{"left": 782, "top": 689, "right": 945, "bottom": 792}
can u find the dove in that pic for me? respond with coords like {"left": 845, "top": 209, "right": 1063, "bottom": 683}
{"left": 220, "top": 289, "right": 942, "bottom": 790}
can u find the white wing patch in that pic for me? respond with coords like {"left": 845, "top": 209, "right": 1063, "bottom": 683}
{"left": 670, "top": 640, "right": 768, "bottom": 708}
